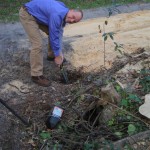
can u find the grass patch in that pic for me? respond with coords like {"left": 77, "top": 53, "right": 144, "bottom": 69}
{"left": 0, "top": 0, "right": 150, "bottom": 22}
{"left": 0, "top": 0, "right": 28, "bottom": 22}
{"left": 63, "top": 0, "right": 150, "bottom": 9}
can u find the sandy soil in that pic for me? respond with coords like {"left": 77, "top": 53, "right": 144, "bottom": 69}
{"left": 63, "top": 10, "right": 150, "bottom": 71}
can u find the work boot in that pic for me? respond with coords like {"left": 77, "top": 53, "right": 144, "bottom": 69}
{"left": 31, "top": 75, "right": 51, "bottom": 87}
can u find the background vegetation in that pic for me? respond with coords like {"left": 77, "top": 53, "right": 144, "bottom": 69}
{"left": 0, "top": 0, "right": 150, "bottom": 22}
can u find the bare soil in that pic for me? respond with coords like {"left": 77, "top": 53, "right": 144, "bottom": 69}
{"left": 0, "top": 3, "right": 150, "bottom": 150}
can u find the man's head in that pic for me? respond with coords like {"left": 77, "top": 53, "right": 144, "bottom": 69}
{"left": 65, "top": 9, "right": 83, "bottom": 24}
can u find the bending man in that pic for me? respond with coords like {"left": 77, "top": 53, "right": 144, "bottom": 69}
{"left": 19, "top": 0, "right": 83, "bottom": 87}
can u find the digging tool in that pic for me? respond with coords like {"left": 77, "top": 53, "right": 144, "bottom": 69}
{"left": 0, "top": 98, "right": 30, "bottom": 126}
{"left": 60, "top": 62, "right": 69, "bottom": 84}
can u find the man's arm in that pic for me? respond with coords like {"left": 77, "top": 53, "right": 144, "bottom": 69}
{"left": 48, "top": 15, "right": 64, "bottom": 65}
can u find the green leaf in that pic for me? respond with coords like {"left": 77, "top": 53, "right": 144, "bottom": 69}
{"left": 116, "top": 85, "right": 121, "bottom": 92}
{"left": 145, "top": 76, "right": 150, "bottom": 81}
{"left": 117, "top": 49, "right": 123, "bottom": 54}
{"left": 102, "top": 33, "right": 106, "bottom": 37}
{"left": 84, "top": 143, "right": 93, "bottom": 150}
{"left": 108, "top": 118, "right": 115, "bottom": 126}
{"left": 127, "top": 116, "right": 132, "bottom": 120}
{"left": 127, "top": 124, "right": 136, "bottom": 135}
{"left": 103, "top": 140, "right": 114, "bottom": 150}
{"left": 128, "top": 94, "right": 142, "bottom": 103}
{"left": 109, "top": 32, "right": 115, "bottom": 35}
{"left": 124, "top": 144, "right": 133, "bottom": 150}
{"left": 114, "top": 42, "right": 118, "bottom": 46}
{"left": 109, "top": 34, "right": 114, "bottom": 40}
{"left": 121, "top": 99, "right": 128, "bottom": 107}
{"left": 55, "top": 101, "right": 61, "bottom": 106}
{"left": 80, "top": 94, "right": 85, "bottom": 100}
{"left": 115, "top": 132, "right": 123, "bottom": 138}
{"left": 104, "top": 35, "right": 108, "bottom": 41}
{"left": 39, "top": 131, "right": 51, "bottom": 140}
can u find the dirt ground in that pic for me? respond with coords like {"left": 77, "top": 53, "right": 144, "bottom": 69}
{"left": 0, "top": 3, "right": 150, "bottom": 150}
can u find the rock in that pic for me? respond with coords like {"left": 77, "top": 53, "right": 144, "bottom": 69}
{"left": 99, "top": 105, "right": 115, "bottom": 123}
{"left": 139, "top": 94, "right": 150, "bottom": 119}
{"left": 101, "top": 83, "right": 121, "bottom": 104}
{"left": 98, "top": 83, "right": 121, "bottom": 123}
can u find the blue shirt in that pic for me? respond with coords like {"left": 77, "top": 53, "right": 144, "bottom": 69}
{"left": 25, "top": 0, "right": 69, "bottom": 56}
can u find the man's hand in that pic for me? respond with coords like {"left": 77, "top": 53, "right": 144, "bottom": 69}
{"left": 54, "top": 55, "right": 64, "bottom": 66}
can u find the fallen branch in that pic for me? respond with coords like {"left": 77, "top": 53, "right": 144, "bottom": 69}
{"left": 52, "top": 135, "right": 83, "bottom": 146}
{"left": 108, "top": 49, "right": 149, "bottom": 76}
{"left": 112, "top": 130, "right": 150, "bottom": 148}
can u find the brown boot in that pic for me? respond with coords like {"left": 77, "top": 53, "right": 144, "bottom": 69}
{"left": 31, "top": 75, "right": 51, "bottom": 87}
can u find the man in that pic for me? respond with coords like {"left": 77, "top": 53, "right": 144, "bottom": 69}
{"left": 19, "top": 0, "right": 83, "bottom": 87}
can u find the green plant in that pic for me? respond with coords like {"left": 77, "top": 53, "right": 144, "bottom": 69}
{"left": 84, "top": 141, "right": 99, "bottom": 150}
{"left": 114, "top": 42, "right": 124, "bottom": 54}
{"left": 114, "top": 82, "right": 142, "bottom": 110}
{"left": 120, "top": 93, "right": 142, "bottom": 112}
{"left": 139, "top": 68, "right": 150, "bottom": 93}
{"left": 51, "top": 143, "right": 63, "bottom": 150}
{"left": 127, "top": 124, "right": 137, "bottom": 135}
{"left": 107, "top": 83, "right": 147, "bottom": 138}
{"left": 39, "top": 131, "right": 51, "bottom": 140}
{"left": 98, "top": 19, "right": 124, "bottom": 67}
{"left": 0, "top": 0, "right": 28, "bottom": 22}
{"left": 102, "top": 140, "right": 115, "bottom": 150}
{"left": 123, "top": 144, "right": 133, "bottom": 150}
{"left": 1, "top": 0, "right": 149, "bottom": 22}
{"left": 108, "top": 110, "right": 147, "bottom": 138}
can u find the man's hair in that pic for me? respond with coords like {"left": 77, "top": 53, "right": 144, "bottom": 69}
{"left": 74, "top": 9, "right": 83, "bottom": 19}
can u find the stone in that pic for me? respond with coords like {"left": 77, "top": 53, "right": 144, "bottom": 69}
{"left": 139, "top": 94, "right": 150, "bottom": 119}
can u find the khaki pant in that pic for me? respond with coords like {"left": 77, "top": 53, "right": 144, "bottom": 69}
{"left": 19, "top": 7, "right": 54, "bottom": 76}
